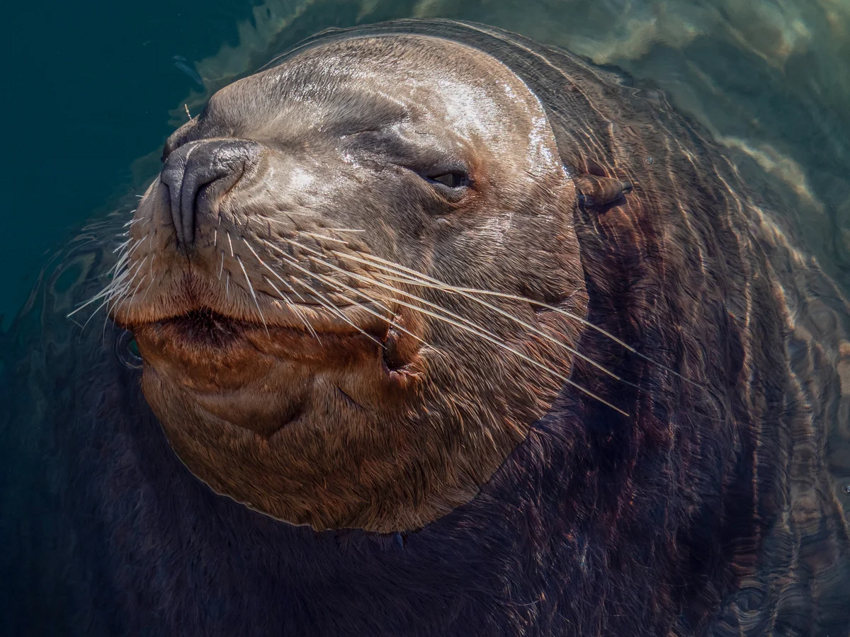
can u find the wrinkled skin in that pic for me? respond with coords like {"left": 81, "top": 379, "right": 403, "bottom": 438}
{"left": 2, "top": 19, "right": 849, "bottom": 637}
{"left": 118, "top": 35, "right": 585, "bottom": 532}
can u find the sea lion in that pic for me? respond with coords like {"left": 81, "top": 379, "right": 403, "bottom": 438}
{"left": 2, "top": 18, "right": 849, "bottom": 637}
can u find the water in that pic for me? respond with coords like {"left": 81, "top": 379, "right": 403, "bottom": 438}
{"left": 0, "top": 0, "right": 258, "bottom": 326}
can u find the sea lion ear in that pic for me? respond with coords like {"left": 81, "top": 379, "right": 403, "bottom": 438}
{"left": 575, "top": 174, "right": 633, "bottom": 209}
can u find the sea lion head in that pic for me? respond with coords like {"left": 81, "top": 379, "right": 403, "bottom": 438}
{"left": 111, "top": 34, "right": 591, "bottom": 532}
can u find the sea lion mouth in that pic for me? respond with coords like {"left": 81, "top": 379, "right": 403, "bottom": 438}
{"left": 131, "top": 300, "right": 417, "bottom": 441}
{"left": 131, "top": 304, "right": 390, "bottom": 361}
{"left": 156, "top": 308, "right": 251, "bottom": 349}
{"left": 148, "top": 306, "right": 383, "bottom": 347}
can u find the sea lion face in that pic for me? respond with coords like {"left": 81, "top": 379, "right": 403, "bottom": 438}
{"left": 112, "top": 35, "right": 587, "bottom": 532}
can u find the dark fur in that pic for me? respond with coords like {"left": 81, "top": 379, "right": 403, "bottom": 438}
{"left": 2, "top": 20, "right": 849, "bottom": 636}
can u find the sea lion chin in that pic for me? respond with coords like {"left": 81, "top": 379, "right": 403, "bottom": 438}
{"left": 112, "top": 34, "right": 587, "bottom": 532}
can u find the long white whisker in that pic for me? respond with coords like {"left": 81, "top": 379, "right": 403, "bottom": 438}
{"left": 239, "top": 242, "right": 318, "bottom": 339}
{"left": 259, "top": 239, "right": 391, "bottom": 315}
{"left": 339, "top": 251, "right": 693, "bottom": 385}
{"left": 246, "top": 240, "right": 382, "bottom": 346}
{"left": 80, "top": 295, "right": 117, "bottom": 332}
{"left": 67, "top": 270, "right": 133, "bottom": 317}
{"left": 235, "top": 255, "right": 269, "bottom": 334}
{"left": 262, "top": 275, "right": 320, "bottom": 340}
{"left": 336, "top": 267, "right": 626, "bottom": 413}
{"left": 299, "top": 231, "right": 349, "bottom": 245}
{"left": 288, "top": 275, "right": 382, "bottom": 347}
{"left": 260, "top": 239, "right": 623, "bottom": 412}
{"left": 105, "top": 256, "right": 148, "bottom": 315}
{"left": 287, "top": 240, "right": 629, "bottom": 387}
{"left": 378, "top": 291, "right": 628, "bottom": 415}
{"left": 104, "top": 273, "right": 147, "bottom": 339}
{"left": 112, "top": 240, "right": 131, "bottom": 253}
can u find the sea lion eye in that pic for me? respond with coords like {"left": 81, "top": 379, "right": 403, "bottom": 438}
{"left": 430, "top": 172, "right": 467, "bottom": 188}
{"left": 431, "top": 173, "right": 465, "bottom": 188}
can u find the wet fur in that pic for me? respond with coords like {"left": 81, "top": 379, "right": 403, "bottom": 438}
{"left": 2, "top": 19, "right": 849, "bottom": 637}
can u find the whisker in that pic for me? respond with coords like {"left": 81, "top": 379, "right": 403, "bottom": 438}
{"left": 259, "top": 239, "right": 391, "bottom": 315}
{"left": 106, "top": 256, "right": 148, "bottom": 313}
{"left": 235, "top": 254, "right": 269, "bottom": 334}
{"left": 289, "top": 242, "right": 513, "bottom": 343}
{"left": 240, "top": 242, "right": 319, "bottom": 338}
{"left": 325, "top": 228, "right": 366, "bottom": 234}
{"left": 262, "top": 275, "right": 320, "bottom": 340}
{"left": 289, "top": 275, "right": 382, "bottom": 347}
{"left": 247, "top": 244, "right": 308, "bottom": 304}
{"left": 81, "top": 271, "right": 138, "bottom": 332}
{"left": 333, "top": 289, "right": 430, "bottom": 350}
{"left": 340, "top": 251, "right": 695, "bottom": 385}
{"left": 67, "top": 270, "right": 132, "bottom": 317}
{"left": 386, "top": 294, "right": 628, "bottom": 415}
{"left": 112, "top": 240, "right": 131, "bottom": 253}
{"left": 107, "top": 252, "right": 131, "bottom": 278}
{"left": 104, "top": 273, "right": 147, "bottom": 339}
{"left": 299, "top": 231, "right": 349, "bottom": 245}
{"left": 261, "top": 239, "right": 623, "bottom": 412}
{"left": 286, "top": 240, "right": 630, "bottom": 387}
{"left": 127, "top": 238, "right": 145, "bottom": 257}
{"left": 246, "top": 239, "right": 382, "bottom": 346}
{"left": 80, "top": 294, "right": 118, "bottom": 332}
{"left": 139, "top": 268, "right": 157, "bottom": 306}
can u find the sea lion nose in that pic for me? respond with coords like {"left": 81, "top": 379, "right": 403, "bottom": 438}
{"left": 160, "top": 139, "right": 259, "bottom": 249}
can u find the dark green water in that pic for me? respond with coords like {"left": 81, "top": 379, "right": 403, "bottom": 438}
{"left": 2, "top": 0, "right": 849, "bottom": 325}
{"left": 0, "top": 0, "right": 255, "bottom": 326}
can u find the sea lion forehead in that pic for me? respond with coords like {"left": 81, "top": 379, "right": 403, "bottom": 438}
{"left": 208, "top": 34, "right": 554, "bottom": 145}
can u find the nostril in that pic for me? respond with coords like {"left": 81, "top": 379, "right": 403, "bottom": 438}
{"left": 160, "top": 139, "right": 259, "bottom": 250}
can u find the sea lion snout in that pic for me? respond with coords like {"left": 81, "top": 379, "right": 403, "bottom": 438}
{"left": 160, "top": 138, "right": 260, "bottom": 249}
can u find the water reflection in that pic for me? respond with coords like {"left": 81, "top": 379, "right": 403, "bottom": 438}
{"left": 172, "top": 55, "right": 205, "bottom": 86}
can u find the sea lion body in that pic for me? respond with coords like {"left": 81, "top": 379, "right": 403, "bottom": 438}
{"left": 2, "top": 19, "right": 849, "bottom": 636}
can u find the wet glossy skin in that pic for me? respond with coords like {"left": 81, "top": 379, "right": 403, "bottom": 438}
{"left": 114, "top": 35, "right": 587, "bottom": 532}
